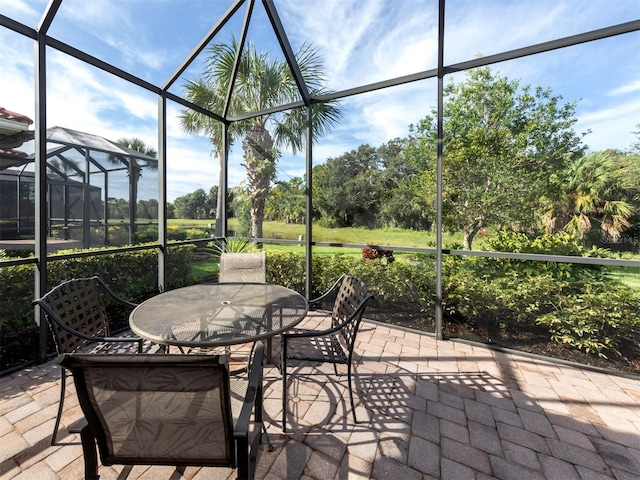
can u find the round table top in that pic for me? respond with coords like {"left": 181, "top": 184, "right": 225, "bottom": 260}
{"left": 129, "top": 283, "right": 308, "bottom": 348}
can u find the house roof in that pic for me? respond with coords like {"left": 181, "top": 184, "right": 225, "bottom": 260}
{"left": 0, "top": 107, "right": 34, "bottom": 169}
{"left": 45, "top": 126, "right": 158, "bottom": 162}
{"left": 0, "top": 107, "right": 33, "bottom": 128}
{"left": 1, "top": 125, "right": 158, "bottom": 172}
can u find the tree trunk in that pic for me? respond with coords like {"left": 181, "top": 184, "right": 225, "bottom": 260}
{"left": 242, "top": 126, "right": 275, "bottom": 247}
{"left": 463, "top": 225, "right": 482, "bottom": 250}
{"left": 251, "top": 197, "right": 265, "bottom": 240}
{"left": 215, "top": 150, "right": 224, "bottom": 237}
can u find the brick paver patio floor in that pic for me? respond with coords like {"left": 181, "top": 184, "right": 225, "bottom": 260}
{"left": 1, "top": 313, "right": 639, "bottom": 479}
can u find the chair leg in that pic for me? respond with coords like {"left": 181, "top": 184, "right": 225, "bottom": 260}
{"left": 237, "top": 434, "right": 250, "bottom": 480}
{"left": 347, "top": 362, "right": 358, "bottom": 424}
{"left": 281, "top": 346, "right": 288, "bottom": 433}
{"left": 51, "top": 367, "right": 66, "bottom": 445}
{"left": 80, "top": 424, "right": 99, "bottom": 480}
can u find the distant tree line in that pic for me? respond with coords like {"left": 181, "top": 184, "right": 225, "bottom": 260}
{"left": 172, "top": 67, "right": 640, "bottom": 251}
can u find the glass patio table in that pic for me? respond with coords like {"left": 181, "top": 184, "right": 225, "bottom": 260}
{"left": 129, "top": 283, "right": 308, "bottom": 349}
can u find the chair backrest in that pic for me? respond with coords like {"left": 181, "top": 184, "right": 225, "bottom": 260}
{"left": 331, "top": 275, "right": 373, "bottom": 349}
{"left": 219, "top": 252, "right": 266, "bottom": 283}
{"left": 57, "top": 353, "right": 237, "bottom": 467}
{"left": 34, "top": 277, "right": 110, "bottom": 354}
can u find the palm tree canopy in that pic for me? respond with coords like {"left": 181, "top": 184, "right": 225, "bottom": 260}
{"left": 180, "top": 36, "right": 342, "bottom": 240}
{"left": 181, "top": 36, "right": 342, "bottom": 154}
{"left": 545, "top": 151, "right": 634, "bottom": 240}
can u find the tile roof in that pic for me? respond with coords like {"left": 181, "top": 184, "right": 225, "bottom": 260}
{"left": 0, "top": 107, "right": 33, "bottom": 125}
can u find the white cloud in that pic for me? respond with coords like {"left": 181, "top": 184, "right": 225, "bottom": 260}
{"left": 608, "top": 79, "right": 640, "bottom": 96}
{"left": 0, "top": 0, "right": 45, "bottom": 24}
{"left": 577, "top": 97, "right": 640, "bottom": 151}
{"left": 0, "top": 30, "right": 36, "bottom": 119}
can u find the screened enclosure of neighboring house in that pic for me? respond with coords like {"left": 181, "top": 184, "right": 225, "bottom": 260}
{"left": 0, "top": 126, "right": 158, "bottom": 248}
{"left": 0, "top": 0, "right": 639, "bottom": 374}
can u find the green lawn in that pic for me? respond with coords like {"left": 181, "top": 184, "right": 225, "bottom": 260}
{"left": 169, "top": 218, "right": 467, "bottom": 248}
{"left": 608, "top": 266, "right": 640, "bottom": 289}
{"left": 170, "top": 219, "right": 640, "bottom": 289}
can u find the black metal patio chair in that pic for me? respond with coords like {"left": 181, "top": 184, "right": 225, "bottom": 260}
{"left": 57, "top": 342, "right": 265, "bottom": 480}
{"left": 33, "top": 276, "right": 143, "bottom": 445}
{"left": 281, "top": 274, "right": 373, "bottom": 432}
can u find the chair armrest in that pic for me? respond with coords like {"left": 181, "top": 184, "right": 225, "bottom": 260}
{"left": 92, "top": 276, "right": 138, "bottom": 308}
{"left": 308, "top": 273, "right": 347, "bottom": 309}
{"left": 33, "top": 298, "right": 143, "bottom": 346}
{"left": 234, "top": 342, "right": 264, "bottom": 438}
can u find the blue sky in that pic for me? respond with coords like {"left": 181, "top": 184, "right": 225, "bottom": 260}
{"left": 1, "top": 0, "right": 639, "bottom": 202}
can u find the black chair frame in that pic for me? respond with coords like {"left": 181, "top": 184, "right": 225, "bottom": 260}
{"left": 281, "top": 274, "right": 373, "bottom": 432}
{"left": 57, "top": 342, "right": 264, "bottom": 480}
{"left": 33, "top": 276, "right": 143, "bottom": 445}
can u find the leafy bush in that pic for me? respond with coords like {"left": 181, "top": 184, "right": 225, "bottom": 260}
{"left": 442, "top": 231, "right": 640, "bottom": 358}
{"left": 266, "top": 251, "right": 307, "bottom": 292}
{"left": 0, "top": 248, "right": 33, "bottom": 259}
{"left": 536, "top": 283, "right": 640, "bottom": 358}
{"left": 0, "top": 245, "right": 195, "bottom": 371}
{"left": 266, "top": 250, "right": 435, "bottom": 310}
{"left": 483, "top": 230, "right": 608, "bottom": 282}
{"left": 444, "top": 266, "right": 568, "bottom": 334}
{"left": 0, "top": 263, "right": 35, "bottom": 330}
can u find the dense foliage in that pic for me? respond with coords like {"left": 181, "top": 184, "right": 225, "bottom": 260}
{"left": 0, "top": 245, "right": 194, "bottom": 372}
{"left": 266, "top": 234, "right": 639, "bottom": 361}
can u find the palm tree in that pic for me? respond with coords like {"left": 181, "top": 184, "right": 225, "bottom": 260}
{"left": 110, "top": 137, "right": 158, "bottom": 243}
{"left": 544, "top": 151, "right": 634, "bottom": 242}
{"left": 180, "top": 37, "right": 341, "bottom": 240}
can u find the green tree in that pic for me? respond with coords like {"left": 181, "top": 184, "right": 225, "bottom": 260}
{"left": 173, "top": 189, "right": 209, "bottom": 219}
{"left": 407, "top": 67, "right": 586, "bottom": 249}
{"left": 229, "top": 185, "right": 251, "bottom": 237}
{"left": 137, "top": 198, "right": 158, "bottom": 220}
{"left": 376, "top": 138, "right": 431, "bottom": 230}
{"left": 313, "top": 144, "right": 381, "bottom": 227}
{"left": 543, "top": 151, "right": 634, "bottom": 244}
{"left": 107, "top": 197, "right": 129, "bottom": 219}
{"left": 265, "top": 177, "right": 306, "bottom": 224}
{"left": 181, "top": 37, "right": 341, "bottom": 241}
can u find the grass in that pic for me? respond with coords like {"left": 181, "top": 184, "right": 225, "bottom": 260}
{"left": 168, "top": 218, "right": 467, "bottom": 248}
{"left": 608, "top": 266, "right": 640, "bottom": 289}
{"left": 190, "top": 260, "right": 219, "bottom": 282}
{"left": 170, "top": 218, "right": 640, "bottom": 289}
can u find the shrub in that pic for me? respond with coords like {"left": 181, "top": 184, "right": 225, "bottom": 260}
{"left": 266, "top": 250, "right": 435, "bottom": 311}
{"left": 483, "top": 230, "right": 609, "bottom": 282}
{"left": 536, "top": 283, "right": 640, "bottom": 358}
{"left": 266, "top": 251, "right": 306, "bottom": 292}
{"left": 0, "top": 244, "right": 195, "bottom": 371}
{"left": 0, "top": 263, "right": 35, "bottom": 330}
{"left": 443, "top": 232, "right": 640, "bottom": 359}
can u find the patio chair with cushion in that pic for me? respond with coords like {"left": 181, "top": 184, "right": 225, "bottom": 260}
{"left": 33, "top": 276, "right": 143, "bottom": 445}
{"left": 57, "top": 342, "right": 265, "bottom": 480}
{"left": 281, "top": 274, "right": 373, "bottom": 432}
{"left": 219, "top": 251, "right": 272, "bottom": 359}
{"left": 219, "top": 252, "right": 267, "bottom": 283}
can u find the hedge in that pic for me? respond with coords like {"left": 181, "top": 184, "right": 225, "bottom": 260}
{"left": 0, "top": 244, "right": 194, "bottom": 372}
